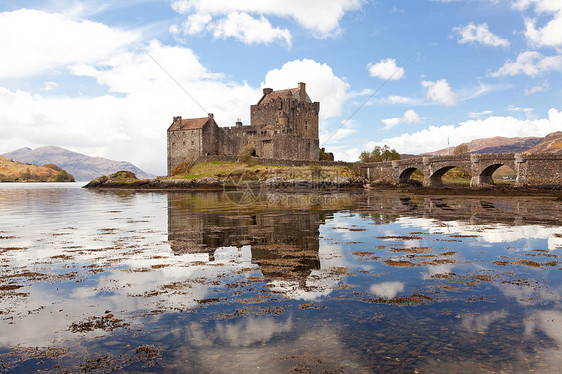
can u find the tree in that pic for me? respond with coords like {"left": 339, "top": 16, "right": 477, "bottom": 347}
{"left": 359, "top": 145, "right": 401, "bottom": 162}
{"left": 453, "top": 144, "right": 470, "bottom": 155}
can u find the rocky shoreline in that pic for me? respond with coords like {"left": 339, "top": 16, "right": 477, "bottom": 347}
{"left": 83, "top": 174, "right": 562, "bottom": 198}
{"left": 83, "top": 175, "right": 367, "bottom": 190}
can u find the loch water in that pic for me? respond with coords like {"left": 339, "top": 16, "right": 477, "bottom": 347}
{"left": 0, "top": 183, "right": 561, "bottom": 373}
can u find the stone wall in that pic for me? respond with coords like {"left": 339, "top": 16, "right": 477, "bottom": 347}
{"left": 167, "top": 128, "right": 202, "bottom": 174}
{"left": 518, "top": 154, "right": 562, "bottom": 186}
{"left": 360, "top": 154, "right": 562, "bottom": 187}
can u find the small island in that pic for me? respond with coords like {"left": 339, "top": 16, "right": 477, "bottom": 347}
{"left": 0, "top": 156, "right": 75, "bottom": 182}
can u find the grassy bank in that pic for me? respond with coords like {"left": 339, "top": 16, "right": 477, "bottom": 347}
{"left": 164, "top": 161, "right": 358, "bottom": 181}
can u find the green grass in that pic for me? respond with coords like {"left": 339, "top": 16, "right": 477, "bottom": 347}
{"left": 164, "top": 161, "right": 357, "bottom": 181}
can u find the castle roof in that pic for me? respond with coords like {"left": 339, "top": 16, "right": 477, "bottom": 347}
{"left": 259, "top": 86, "right": 312, "bottom": 105}
{"left": 168, "top": 117, "right": 209, "bottom": 131}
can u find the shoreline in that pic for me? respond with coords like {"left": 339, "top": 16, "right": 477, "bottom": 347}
{"left": 83, "top": 176, "right": 562, "bottom": 198}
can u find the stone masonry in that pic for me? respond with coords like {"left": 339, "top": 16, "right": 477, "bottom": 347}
{"left": 361, "top": 153, "right": 562, "bottom": 187}
{"left": 167, "top": 82, "right": 320, "bottom": 175}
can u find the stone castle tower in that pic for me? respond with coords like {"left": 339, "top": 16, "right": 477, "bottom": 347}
{"left": 167, "top": 82, "right": 320, "bottom": 175}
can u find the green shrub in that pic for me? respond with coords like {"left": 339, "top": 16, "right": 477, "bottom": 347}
{"left": 54, "top": 170, "right": 75, "bottom": 182}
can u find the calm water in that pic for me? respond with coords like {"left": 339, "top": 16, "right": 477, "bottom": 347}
{"left": 0, "top": 183, "right": 561, "bottom": 373}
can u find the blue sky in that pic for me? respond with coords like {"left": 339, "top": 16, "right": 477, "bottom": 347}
{"left": 1, "top": 0, "right": 561, "bottom": 174}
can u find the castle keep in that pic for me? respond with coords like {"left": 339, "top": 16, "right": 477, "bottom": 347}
{"left": 167, "top": 82, "right": 320, "bottom": 175}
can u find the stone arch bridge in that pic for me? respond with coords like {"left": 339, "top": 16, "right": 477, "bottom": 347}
{"left": 360, "top": 153, "right": 562, "bottom": 187}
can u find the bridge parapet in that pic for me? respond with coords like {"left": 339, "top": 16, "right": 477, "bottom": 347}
{"left": 361, "top": 153, "right": 561, "bottom": 187}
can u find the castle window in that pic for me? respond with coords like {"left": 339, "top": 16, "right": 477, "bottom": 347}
{"left": 191, "top": 141, "right": 194, "bottom": 146}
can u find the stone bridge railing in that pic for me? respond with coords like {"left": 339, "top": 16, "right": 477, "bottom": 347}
{"left": 360, "top": 153, "right": 562, "bottom": 187}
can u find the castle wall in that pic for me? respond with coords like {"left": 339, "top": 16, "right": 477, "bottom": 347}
{"left": 167, "top": 128, "right": 202, "bottom": 174}
{"left": 201, "top": 120, "right": 220, "bottom": 156}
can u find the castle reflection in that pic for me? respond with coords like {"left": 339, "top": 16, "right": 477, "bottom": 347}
{"left": 167, "top": 191, "right": 562, "bottom": 286}
{"left": 167, "top": 192, "right": 337, "bottom": 287}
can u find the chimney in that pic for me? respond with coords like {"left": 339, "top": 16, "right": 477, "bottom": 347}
{"left": 236, "top": 118, "right": 242, "bottom": 127}
{"left": 208, "top": 113, "right": 214, "bottom": 122}
{"left": 263, "top": 88, "right": 273, "bottom": 96}
{"left": 298, "top": 82, "right": 306, "bottom": 101}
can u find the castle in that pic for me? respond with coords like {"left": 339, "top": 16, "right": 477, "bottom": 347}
{"left": 167, "top": 82, "right": 320, "bottom": 175}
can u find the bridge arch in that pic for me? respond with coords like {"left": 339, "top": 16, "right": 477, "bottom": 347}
{"left": 399, "top": 167, "right": 424, "bottom": 185}
{"left": 479, "top": 164, "right": 503, "bottom": 185}
{"left": 429, "top": 165, "right": 471, "bottom": 186}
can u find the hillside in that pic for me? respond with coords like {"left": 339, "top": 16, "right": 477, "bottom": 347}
{"left": 2, "top": 146, "right": 155, "bottom": 181}
{"left": 526, "top": 131, "right": 562, "bottom": 154}
{"left": 424, "top": 131, "right": 561, "bottom": 155}
{"left": 0, "top": 156, "right": 74, "bottom": 182}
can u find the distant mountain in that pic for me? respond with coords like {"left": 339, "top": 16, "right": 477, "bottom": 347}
{"left": 2, "top": 146, "right": 155, "bottom": 181}
{"left": 422, "top": 132, "right": 561, "bottom": 156}
{"left": 526, "top": 131, "right": 562, "bottom": 154}
{"left": 0, "top": 156, "right": 74, "bottom": 182}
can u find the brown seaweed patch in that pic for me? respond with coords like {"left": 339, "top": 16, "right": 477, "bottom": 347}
{"left": 383, "top": 259, "right": 419, "bottom": 267}
{"left": 493, "top": 260, "right": 511, "bottom": 266}
{"left": 362, "top": 293, "right": 434, "bottom": 305}
{"left": 0, "top": 284, "right": 23, "bottom": 291}
{"left": 352, "top": 251, "right": 379, "bottom": 260}
{"left": 422, "top": 258, "right": 457, "bottom": 265}
{"left": 50, "top": 254, "right": 73, "bottom": 260}
{"left": 70, "top": 314, "right": 128, "bottom": 333}
{"left": 5, "top": 271, "right": 49, "bottom": 281}
{"left": 516, "top": 259, "right": 541, "bottom": 268}
{"left": 135, "top": 345, "right": 159, "bottom": 364}
{"left": 151, "top": 264, "right": 169, "bottom": 269}
{"left": 439, "top": 251, "right": 456, "bottom": 256}
{"left": 0, "top": 247, "right": 29, "bottom": 253}
{"left": 376, "top": 235, "right": 423, "bottom": 240}
{"left": 238, "top": 298, "right": 267, "bottom": 304}
{"left": 390, "top": 246, "right": 429, "bottom": 254}
{"left": 197, "top": 297, "right": 223, "bottom": 304}
{"left": 430, "top": 273, "right": 457, "bottom": 279}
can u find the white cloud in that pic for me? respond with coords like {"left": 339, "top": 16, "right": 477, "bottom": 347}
{"left": 451, "top": 23, "right": 510, "bottom": 47}
{"left": 367, "top": 58, "right": 405, "bottom": 80}
{"left": 468, "top": 110, "right": 493, "bottom": 119}
{"left": 490, "top": 51, "right": 562, "bottom": 77}
{"left": 0, "top": 9, "right": 139, "bottom": 78}
{"left": 383, "top": 95, "right": 417, "bottom": 105}
{"left": 381, "top": 117, "right": 401, "bottom": 130}
{"left": 365, "top": 108, "right": 562, "bottom": 155}
{"left": 320, "top": 119, "right": 357, "bottom": 144}
{"left": 0, "top": 40, "right": 261, "bottom": 174}
{"left": 212, "top": 12, "right": 291, "bottom": 47}
{"left": 40, "top": 82, "right": 58, "bottom": 92}
{"left": 421, "top": 79, "right": 458, "bottom": 106}
{"left": 515, "top": 0, "right": 562, "bottom": 48}
{"left": 263, "top": 59, "right": 349, "bottom": 118}
{"left": 182, "top": 12, "right": 212, "bottom": 35}
{"left": 369, "top": 282, "right": 405, "bottom": 298}
{"left": 461, "top": 311, "right": 507, "bottom": 333}
{"left": 171, "top": 0, "right": 365, "bottom": 38}
{"left": 382, "top": 109, "right": 422, "bottom": 130}
{"left": 525, "top": 80, "right": 550, "bottom": 94}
